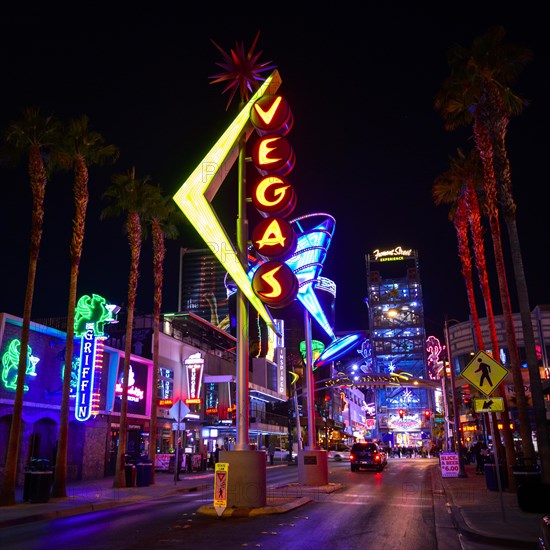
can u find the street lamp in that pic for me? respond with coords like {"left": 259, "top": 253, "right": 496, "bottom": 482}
{"left": 444, "top": 316, "right": 468, "bottom": 478}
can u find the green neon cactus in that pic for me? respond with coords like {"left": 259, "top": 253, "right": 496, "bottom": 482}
{"left": 1, "top": 339, "right": 38, "bottom": 391}
{"left": 74, "top": 294, "right": 117, "bottom": 337}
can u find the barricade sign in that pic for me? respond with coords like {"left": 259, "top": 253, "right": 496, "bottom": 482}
{"left": 440, "top": 452, "right": 460, "bottom": 478}
{"left": 213, "top": 462, "right": 228, "bottom": 517}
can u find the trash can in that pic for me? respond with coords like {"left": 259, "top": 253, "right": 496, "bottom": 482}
{"left": 125, "top": 464, "right": 136, "bottom": 487}
{"left": 512, "top": 464, "right": 547, "bottom": 513}
{"left": 136, "top": 462, "right": 152, "bottom": 487}
{"left": 484, "top": 463, "right": 508, "bottom": 491}
{"left": 24, "top": 471, "right": 53, "bottom": 503}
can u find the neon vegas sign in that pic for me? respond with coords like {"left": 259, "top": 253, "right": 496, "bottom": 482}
{"left": 372, "top": 246, "right": 412, "bottom": 261}
{"left": 173, "top": 71, "right": 283, "bottom": 336}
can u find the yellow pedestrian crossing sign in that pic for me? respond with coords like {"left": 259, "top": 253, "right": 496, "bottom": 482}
{"left": 461, "top": 350, "right": 509, "bottom": 397}
{"left": 473, "top": 397, "right": 505, "bottom": 413}
{"left": 213, "top": 462, "right": 228, "bottom": 517}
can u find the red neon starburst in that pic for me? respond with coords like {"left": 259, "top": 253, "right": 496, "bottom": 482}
{"left": 209, "top": 31, "right": 277, "bottom": 111}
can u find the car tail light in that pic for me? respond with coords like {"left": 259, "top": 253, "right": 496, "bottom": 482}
{"left": 374, "top": 454, "right": 380, "bottom": 462}
{"left": 349, "top": 454, "right": 355, "bottom": 461}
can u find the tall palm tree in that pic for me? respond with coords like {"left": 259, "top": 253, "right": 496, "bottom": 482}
{"left": 0, "top": 108, "right": 60, "bottom": 506}
{"left": 435, "top": 26, "right": 537, "bottom": 472}
{"left": 473, "top": 28, "right": 550, "bottom": 480}
{"left": 144, "top": 185, "right": 180, "bottom": 484}
{"left": 51, "top": 115, "right": 119, "bottom": 498}
{"left": 433, "top": 148, "right": 506, "bottom": 461}
{"left": 433, "top": 155, "right": 482, "bottom": 348}
{"left": 101, "top": 167, "right": 150, "bottom": 488}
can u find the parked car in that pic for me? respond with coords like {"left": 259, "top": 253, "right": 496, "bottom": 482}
{"left": 350, "top": 442, "right": 387, "bottom": 472}
{"left": 327, "top": 445, "right": 351, "bottom": 461}
{"left": 272, "top": 447, "right": 297, "bottom": 461}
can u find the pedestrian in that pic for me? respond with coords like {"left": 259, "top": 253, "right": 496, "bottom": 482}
{"left": 268, "top": 442, "right": 275, "bottom": 465}
{"left": 473, "top": 441, "right": 484, "bottom": 474}
{"left": 214, "top": 444, "right": 220, "bottom": 464}
{"left": 176, "top": 443, "right": 183, "bottom": 481}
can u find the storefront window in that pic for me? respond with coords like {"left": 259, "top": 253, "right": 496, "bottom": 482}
{"left": 158, "top": 367, "right": 174, "bottom": 400}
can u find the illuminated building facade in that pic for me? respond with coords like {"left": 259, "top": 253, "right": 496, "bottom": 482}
{"left": 365, "top": 247, "right": 432, "bottom": 450}
{"left": 0, "top": 312, "right": 153, "bottom": 483}
{"left": 178, "top": 248, "right": 231, "bottom": 331}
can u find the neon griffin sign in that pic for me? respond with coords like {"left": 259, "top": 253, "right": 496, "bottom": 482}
{"left": 74, "top": 294, "right": 119, "bottom": 422}
{"left": 372, "top": 246, "right": 412, "bottom": 261}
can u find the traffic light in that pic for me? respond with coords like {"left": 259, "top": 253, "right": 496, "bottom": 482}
{"left": 424, "top": 409, "right": 431, "bottom": 419}
{"left": 398, "top": 408, "right": 405, "bottom": 419}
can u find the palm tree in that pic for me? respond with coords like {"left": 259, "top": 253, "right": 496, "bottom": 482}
{"left": 143, "top": 185, "right": 180, "bottom": 484}
{"left": 51, "top": 115, "right": 119, "bottom": 498}
{"left": 433, "top": 153, "right": 483, "bottom": 348}
{"left": 101, "top": 167, "right": 150, "bottom": 488}
{"left": 435, "top": 26, "right": 536, "bottom": 472}
{"left": 0, "top": 108, "right": 60, "bottom": 506}
{"left": 473, "top": 28, "right": 550, "bottom": 480}
{"left": 433, "top": 148, "right": 506, "bottom": 462}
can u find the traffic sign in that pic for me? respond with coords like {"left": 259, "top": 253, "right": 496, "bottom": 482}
{"left": 473, "top": 397, "right": 505, "bottom": 413}
{"left": 461, "top": 350, "right": 509, "bottom": 397}
{"left": 171, "top": 422, "right": 186, "bottom": 431}
{"left": 169, "top": 400, "right": 190, "bottom": 422}
{"left": 213, "top": 462, "right": 229, "bottom": 517}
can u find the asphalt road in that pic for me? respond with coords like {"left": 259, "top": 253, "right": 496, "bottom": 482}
{"left": 1, "top": 460, "right": 459, "bottom": 550}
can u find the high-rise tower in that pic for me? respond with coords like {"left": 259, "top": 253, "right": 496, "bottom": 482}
{"left": 365, "top": 246, "right": 432, "bottom": 450}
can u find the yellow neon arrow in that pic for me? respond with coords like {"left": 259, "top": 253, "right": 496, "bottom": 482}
{"left": 173, "top": 70, "right": 282, "bottom": 333}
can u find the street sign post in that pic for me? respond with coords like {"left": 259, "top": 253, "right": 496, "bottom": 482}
{"left": 168, "top": 400, "right": 190, "bottom": 423}
{"left": 213, "top": 462, "right": 228, "bottom": 517}
{"left": 169, "top": 400, "right": 191, "bottom": 483}
{"left": 461, "top": 350, "right": 509, "bottom": 397}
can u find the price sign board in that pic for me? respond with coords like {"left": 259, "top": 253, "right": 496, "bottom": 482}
{"left": 213, "top": 462, "right": 229, "bottom": 517}
{"left": 440, "top": 452, "right": 460, "bottom": 478}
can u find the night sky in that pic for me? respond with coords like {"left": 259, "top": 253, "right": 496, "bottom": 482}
{"left": 2, "top": 7, "right": 549, "bottom": 341}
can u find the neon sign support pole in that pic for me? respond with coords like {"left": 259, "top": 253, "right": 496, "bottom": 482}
{"left": 440, "top": 372, "right": 451, "bottom": 451}
{"left": 293, "top": 371, "right": 303, "bottom": 451}
{"left": 444, "top": 316, "right": 467, "bottom": 478}
{"left": 236, "top": 122, "right": 250, "bottom": 451}
{"left": 304, "top": 310, "right": 317, "bottom": 449}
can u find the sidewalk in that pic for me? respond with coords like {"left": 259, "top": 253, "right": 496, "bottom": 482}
{"left": 436, "top": 462, "right": 548, "bottom": 549}
{"left": 0, "top": 464, "right": 311, "bottom": 529}
{"left": 0, "top": 461, "right": 547, "bottom": 548}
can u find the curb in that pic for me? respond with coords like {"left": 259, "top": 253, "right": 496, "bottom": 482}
{"left": 448, "top": 502, "right": 537, "bottom": 549}
{"left": 0, "top": 484, "right": 203, "bottom": 530}
{"left": 197, "top": 496, "right": 312, "bottom": 517}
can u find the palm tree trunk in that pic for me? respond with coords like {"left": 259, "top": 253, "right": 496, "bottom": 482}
{"left": 492, "top": 129, "right": 550, "bottom": 480}
{"left": 113, "top": 212, "right": 141, "bottom": 488}
{"left": 0, "top": 145, "right": 46, "bottom": 506}
{"left": 474, "top": 117, "right": 518, "bottom": 489}
{"left": 148, "top": 219, "right": 165, "bottom": 484}
{"left": 52, "top": 156, "right": 89, "bottom": 497}
{"left": 464, "top": 178, "right": 506, "bottom": 461}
